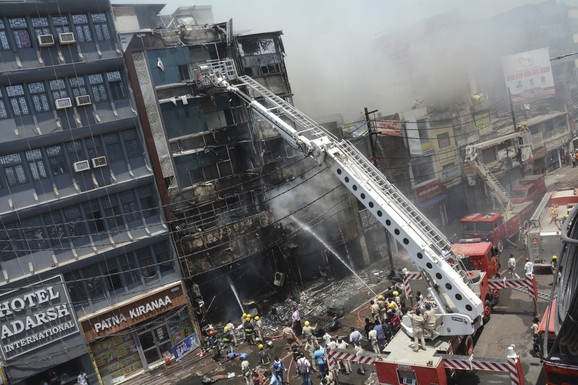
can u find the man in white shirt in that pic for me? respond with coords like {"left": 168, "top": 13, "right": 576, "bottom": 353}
{"left": 524, "top": 257, "right": 534, "bottom": 276}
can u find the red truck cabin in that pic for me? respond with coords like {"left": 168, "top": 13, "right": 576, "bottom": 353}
{"left": 451, "top": 242, "right": 500, "bottom": 278}
{"left": 511, "top": 175, "right": 547, "bottom": 204}
{"left": 461, "top": 213, "right": 503, "bottom": 245}
{"left": 375, "top": 360, "right": 447, "bottom": 385}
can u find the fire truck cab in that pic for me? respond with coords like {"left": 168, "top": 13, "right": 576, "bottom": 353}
{"left": 451, "top": 240, "right": 500, "bottom": 278}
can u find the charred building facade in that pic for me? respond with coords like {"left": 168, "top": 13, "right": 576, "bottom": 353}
{"left": 0, "top": 1, "right": 192, "bottom": 384}
{"left": 116, "top": 5, "right": 386, "bottom": 322}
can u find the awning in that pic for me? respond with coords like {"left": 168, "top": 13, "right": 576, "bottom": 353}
{"left": 417, "top": 193, "right": 447, "bottom": 208}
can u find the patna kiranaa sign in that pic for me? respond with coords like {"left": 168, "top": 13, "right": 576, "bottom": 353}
{"left": 0, "top": 275, "right": 79, "bottom": 360}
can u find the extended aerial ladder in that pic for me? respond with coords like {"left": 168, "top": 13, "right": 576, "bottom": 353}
{"left": 464, "top": 129, "right": 530, "bottom": 211}
{"left": 197, "top": 60, "right": 482, "bottom": 336}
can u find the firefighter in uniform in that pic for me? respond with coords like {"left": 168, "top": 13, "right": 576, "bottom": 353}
{"left": 244, "top": 317, "right": 256, "bottom": 345}
{"left": 423, "top": 303, "right": 436, "bottom": 339}
{"left": 408, "top": 308, "right": 426, "bottom": 351}
{"left": 223, "top": 326, "right": 234, "bottom": 353}
{"left": 258, "top": 344, "right": 272, "bottom": 367}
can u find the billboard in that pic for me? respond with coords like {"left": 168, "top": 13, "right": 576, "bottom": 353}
{"left": 503, "top": 48, "right": 555, "bottom": 103}
{"left": 0, "top": 275, "right": 79, "bottom": 360}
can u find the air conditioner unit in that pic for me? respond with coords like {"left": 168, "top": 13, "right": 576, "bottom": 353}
{"left": 75, "top": 95, "right": 91, "bottom": 106}
{"left": 73, "top": 160, "right": 90, "bottom": 172}
{"left": 273, "top": 272, "right": 285, "bottom": 287}
{"left": 37, "top": 34, "right": 55, "bottom": 47}
{"left": 55, "top": 97, "right": 72, "bottom": 110}
{"left": 91, "top": 156, "right": 107, "bottom": 168}
{"left": 58, "top": 32, "right": 76, "bottom": 44}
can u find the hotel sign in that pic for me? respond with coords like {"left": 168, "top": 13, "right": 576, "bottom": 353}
{"left": 80, "top": 282, "right": 186, "bottom": 341}
{"left": 0, "top": 275, "right": 79, "bottom": 360}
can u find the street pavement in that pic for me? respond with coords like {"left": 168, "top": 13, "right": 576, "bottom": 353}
{"left": 122, "top": 163, "right": 578, "bottom": 385}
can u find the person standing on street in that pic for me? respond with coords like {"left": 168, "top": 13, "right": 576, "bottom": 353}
{"left": 292, "top": 308, "right": 303, "bottom": 337}
{"left": 508, "top": 254, "right": 520, "bottom": 278}
{"left": 524, "top": 257, "right": 534, "bottom": 276}
{"left": 336, "top": 338, "right": 352, "bottom": 374}
{"left": 349, "top": 327, "right": 362, "bottom": 346}
{"left": 313, "top": 347, "right": 328, "bottom": 381}
{"left": 255, "top": 316, "right": 263, "bottom": 342}
{"left": 77, "top": 369, "right": 88, "bottom": 385}
{"left": 370, "top": 300, "right": 380, "bottom": 323}
{"left": 272, "top": 356, "right": 287, "bottom": 384}
{"left": 408, "top": 309, "right": 426, "bottom": 351}
{"left": 296, "top": 352, "right": 312, "bottom": 385}
{"left": 283, "top": 322, "right": 300, "bottom": 350}
{"left": 368, "top": 325, "right": 380, "bottom": 353}
{"left": 304, "top": 336, "right": 319, "bottom": 372}
{"left": 226, "top": 320, "right": 238, "bottom": 346}
{"left": 302, "top": 321, "right": 317, "bottom": 339}
{"left": 244, "top": 317, "right": 256, "bottom": 345}
{"left": 241, "top": 353, "right": 251, "bottom": 385}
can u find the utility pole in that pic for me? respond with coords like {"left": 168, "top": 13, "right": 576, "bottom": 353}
{"left": 364, "top": 107, "right": 396, "bottom": 278}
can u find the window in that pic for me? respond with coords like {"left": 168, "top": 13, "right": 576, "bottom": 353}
{"left": 0, "top": 20, "right": 10, "bottom": 50}
{"left": 137, "top": 185, "right": 157, "bottom": 217}
{"left": 0, "top": 228, "right": 21, "bottom": 261}
{"left": 66, "top": 141, "right": 84, "bottom": 163}
{"left": 83, "top": 201, "right": 105, "bottom": 233}
{"left": 153, "top": 242, "right": 173, "bottom": 273}
{"left": 49, "top": 79, "right": 68, "bottom": 100}
{"left": 64, "top": 270, "right": 87, "bottom": 308}
{"left": 51, "top": 16, "right": 70, "bottom": 35}
{"left": 28, "top": 82, "right": 50, "bottom": 113}
{"left": 437, "top": 132, "right": 450, "bottom": 148}
{"left": 91, "top": 13, "right": 110, "bottom": 41}
{"left": 178, "top": 64, "right": 191, "bottom": 81}
{"left": 120, "top": 190, "right": 139, "bottom": 223}
{"left": 107, "top": 71, "right": 126, "bottom": 101}
{"left": 84, "top": 264, "right": 105, "bottom": 300}
{"left": 103, "top": 133, "right": 123, "bottom": 162}
{"left": 417, "top": 119, "right": 429, "bottom": 140}
{"left": 46, "top": 145, "right": 67, "bottom": 175}
{"left": 31, "top": 17, "right": 50, "bottom": 37}
{"left": 86, "top": 137, "right": 103, "bottom": 159}
{"left": 64, "top": 206, "right": 86, "bottom": 236}
{"left": 72, "top": 14, "right": 92, "bottom": 42}
{"left": 88, "top": 73, "right": 107, "bottom": 102}
{"left": 121, "top": 129, "right": 141, "bottom": 158}
{"left": 9, "top": 18, "right": 31, "bottom": 49}
{"left": 69, "top": 76, "right": 88, "bottom": 97}
{"left": 105, "top": 265, "right": 123, "bottom": 292}
{"left": 0, "top": 89, "right": 8, "bottom": 119}
{"left": 21, "top": 217, "right": 48, "bottom": 252}
{"left": 6, "top": 85, "right": 29, "bottom": 116}
{"left": 25, "top": 149, "right": 47, "bottom": 180}
{"left": 138, "top": 248, "right": 157, "bottom": 278}
{"left": 0, "top": 153, "right": 27, "bottom": 186}
{"left": 102, "top": 195, "right": 121, "bottom": 230}
{"left": 43, "top": 211, "right": 66, "bottom": 249}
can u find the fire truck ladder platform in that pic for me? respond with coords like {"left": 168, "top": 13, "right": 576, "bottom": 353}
{"left": 404, "top": 271, "right": 539, "bottom": 302}
{"left": 326, "top": 345, "right": 524, "bottom": 385}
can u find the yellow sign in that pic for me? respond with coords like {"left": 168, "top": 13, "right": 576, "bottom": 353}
{"left": 421, "top": 141, "right": 435, "bottom": 155}
{"left": 474, "top": 113, "right": 491, "bottom": 136}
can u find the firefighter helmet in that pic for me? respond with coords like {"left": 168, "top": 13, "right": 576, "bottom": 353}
{"left": 304, "top": 321, "right": 310, "bottom": 326}
{"left": 258, "top": 344, "right": 264, "bottom": 350}
{"left": 378, "top": 295, "right": 383, "bottom": 300}
{"left": 224, "top": 326, "right": 229, "bottom": 332}
{"left": 242, "top": 313, "right": 247, "bottom": 318}
{"left": 553, "top": 255, "right": 558, "bottom": 260}
{"left": 388, "top": 303, "right": 395, "bottom": 308}
{"left": 255, "top": 316, "right": 260, "bottom": 321}
{"left": 393, "top": 291, "right": 399, "bottom": 296}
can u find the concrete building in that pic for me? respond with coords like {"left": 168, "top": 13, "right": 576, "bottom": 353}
{"left": 0, "top": 1, "right": 192, "bottom": 384}
{"left": 115, "top": 5, "right": 386, "bottom": 321}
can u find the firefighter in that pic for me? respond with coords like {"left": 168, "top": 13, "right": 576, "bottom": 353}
{"left": 408, "top": 309, "right": 426, "bottom": 351}
{"left": 223, "top": 326, "right": 234, "bottom": 353}
{"left": 302, "top": 320, "right": 317, "bottom": 338}
{"left": 376, "top": 294, "right": 386, "bottom": 320}
{"left": 226, "top": 319, "right": 238, "bottom": 346}
{"left": 258, "top": 344, "right": 271, "bottom": 367}
{"left": 551, "top": 255, "right": 558, "bottom": 272}
{"left": 244, "top": 317, "right": 256, "bottom": 345}
{"left": 283, "top": 322, "right": 300, "bottom": 350}
{"left": 370, "top": 300, "right": 380, "bottom": 323}
{"left": 255, "top": 316, "right": 263, "bottom": 341}
{"left": 304, "top": 336, "right": 319, "bottom": 372}
{"left": 423, "top": 303, "right": 437, "bottom": 339}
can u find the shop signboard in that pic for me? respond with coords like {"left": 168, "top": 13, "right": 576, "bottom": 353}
{"left": 172, "top": 333, "right": 199, "bottom": 361}
{"left": 502, "top": 47, "right": 556, "bottom": 103}
{"left": 0, "top": 275, "right": 79, "bottom": 360}
{"left": 80, "top": 282, "right": 186, "bottom": 341}
{"left": 415, "top": 179, "right": 442, "bottom": 202}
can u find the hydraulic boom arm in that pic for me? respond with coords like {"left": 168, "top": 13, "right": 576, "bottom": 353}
{"left": 199, "top": 63, "right": 483, "bottom": 335}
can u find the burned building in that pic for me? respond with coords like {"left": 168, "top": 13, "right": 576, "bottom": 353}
{"left": 115, "top": 5, "right": 388, "bottom": 321}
